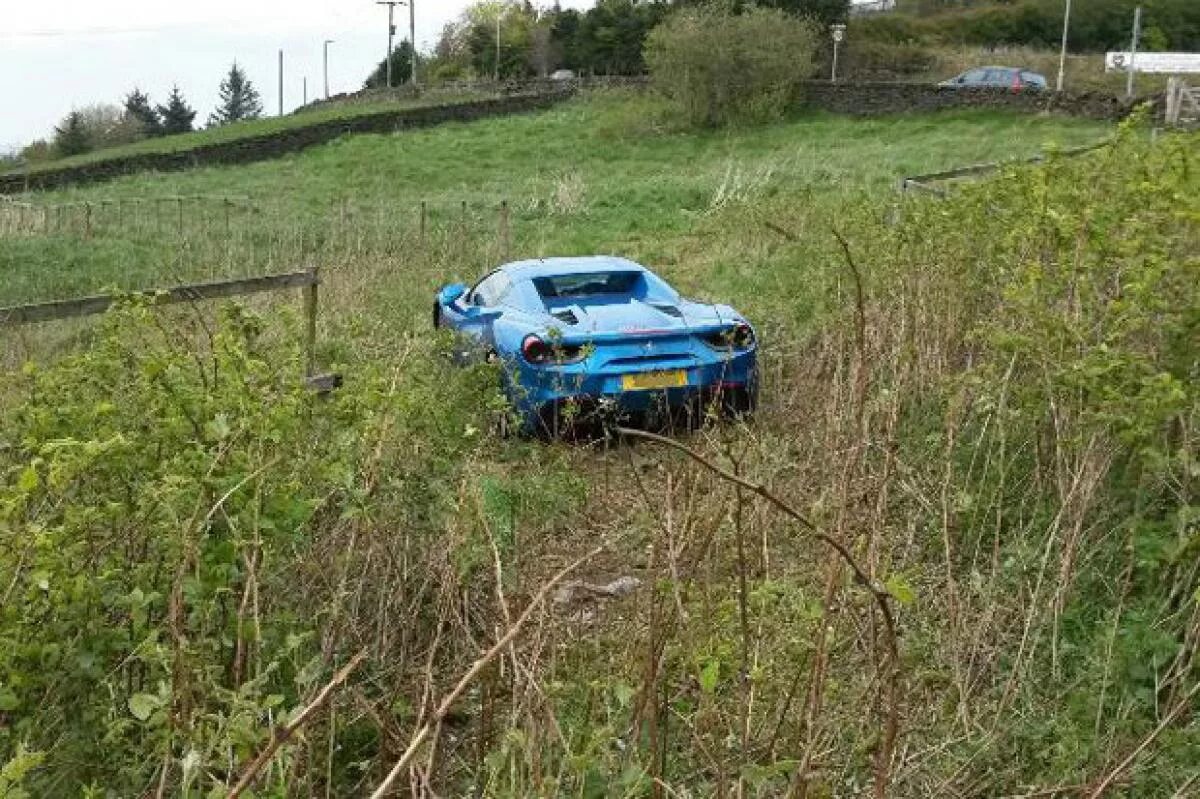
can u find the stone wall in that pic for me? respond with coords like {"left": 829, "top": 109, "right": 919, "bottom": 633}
{"left": 0, "top": 91, "right": 573, "bottom": 195}
{"left": 800, "top": 81, "right": 1140, "bottom": 120}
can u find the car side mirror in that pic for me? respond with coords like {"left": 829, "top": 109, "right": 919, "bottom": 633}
{"left": 439, "top": 283, "right": 467, "bottom": 306}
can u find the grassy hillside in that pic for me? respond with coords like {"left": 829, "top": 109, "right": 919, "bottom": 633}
{"left": 1, "top": 94, "right": 1196, "bottom": 797}
{"left": 1, "top": 93, "right": 1109, "bottom": 308}
{"left": 5, "top": 89, "right": 496, "bottom": 176}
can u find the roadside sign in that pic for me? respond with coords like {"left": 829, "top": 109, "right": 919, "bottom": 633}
{"left": 1106, "top": 52, "right": 1200, "bottom": 74}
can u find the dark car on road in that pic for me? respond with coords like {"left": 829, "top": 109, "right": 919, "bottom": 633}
{"left": 939, "top": 66, "right": 1048, "bottom": 91}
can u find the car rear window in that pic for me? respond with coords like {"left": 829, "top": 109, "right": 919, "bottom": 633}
{"left": 533, "top": 272, "right": 640, "bottom": 299}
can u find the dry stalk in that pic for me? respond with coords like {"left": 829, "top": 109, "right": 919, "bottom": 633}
{"left": 367, "top": 545, "right": 605, "bottom": 799}
{"left": 227, "top": 649, "right": 369, "bottom": 798}
{"left": 617, "top": 427, "right": 903, "bottom": 799}
{"left": 1083, "top": 678, "right": 1200, "bottom": 799}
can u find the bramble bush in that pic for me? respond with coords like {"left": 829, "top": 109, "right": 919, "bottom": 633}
{"left": 0, "top": 300, "right": 508, "bottom": 794}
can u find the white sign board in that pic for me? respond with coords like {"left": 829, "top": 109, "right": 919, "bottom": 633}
{"left": 1106, "top": 52, "right": 1200, "bottom": 74}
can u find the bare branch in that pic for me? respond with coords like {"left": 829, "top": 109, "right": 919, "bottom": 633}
{"left": 228, "top": 649, "right": 369, "bottom": 799}
{"left": 367, "top": 545, "right": 605, "bottom": 799}
{"left": 1084, "top": 679, "right": 1200, "bottom": 799}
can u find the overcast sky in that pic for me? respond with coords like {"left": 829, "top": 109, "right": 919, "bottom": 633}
{"left": 1, "top": 0, "right": 593, "bottom": 151}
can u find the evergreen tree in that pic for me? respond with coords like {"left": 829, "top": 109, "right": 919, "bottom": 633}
{"left": 123, "top": 88, "right": 164, "bottom": 137}
{"left": 365, "top": 41, "right": 416, "bottom": 88}
{"left": 208, "top": 62, "right": 263, "bottom": 127}
{"left": 53, "top": 111, "right": 92, "bottom": 157}
{"left": 157, "top": 86, "right": 198, "bottom": 135}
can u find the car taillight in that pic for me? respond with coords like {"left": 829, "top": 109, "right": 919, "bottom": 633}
{"left": 522, "top": 335, "right": 585, "bottom": 365}
{"left": 700, "top": 323, "right": 756, "bottom": 350}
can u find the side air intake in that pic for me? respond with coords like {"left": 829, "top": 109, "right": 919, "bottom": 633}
{"left": 551, "top": 309, "right": 579, "bottom": 325}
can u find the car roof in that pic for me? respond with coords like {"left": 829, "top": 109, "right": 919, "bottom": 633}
{"left": 499, "top": 256, "right": 647, "bottom": 281}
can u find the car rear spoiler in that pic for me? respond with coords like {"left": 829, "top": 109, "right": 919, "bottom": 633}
{"left": 552, "top": 321, "right": 736, "bottom": 346}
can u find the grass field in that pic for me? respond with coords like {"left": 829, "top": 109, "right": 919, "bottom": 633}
{"left": 1, "top": 92, "right": 1110, "bottom": 309}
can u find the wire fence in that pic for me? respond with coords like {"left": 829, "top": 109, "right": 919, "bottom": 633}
{"left": 0, "top": 191, "right": 532, "bottom": 309}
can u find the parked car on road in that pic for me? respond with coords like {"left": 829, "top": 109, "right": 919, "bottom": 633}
{"left": 939, "top": 66, "right": 1048, "bottom": 91}
{"left": 434, "top": 256, "right": 758, "bottom": 435}
{"left": 550, "top": 69, "right": 577, "bottom": 81}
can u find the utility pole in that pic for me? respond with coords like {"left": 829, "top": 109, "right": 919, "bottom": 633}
{"left": 831, "top": 24, "right": 846, "bottom": 84}
{"left": 1126, "top": 6, "right": 1142, "bottom": 99}
{"left": 409, "top": 0, "right": 417, "bottom": 86}
{"left": 303, "top": 76, "right": 308, "bottom": 106}
{"left": 278, "top": 49, "right": 284, "bottom": 116}
{"left": 324, "top": 39, "right": 334, "bottom": 99}
{"left": 378, "top": 1, "right": 398, "bottom": 88}
{"left": 1055, "top": 0, "right": 1072, "bottom": 92}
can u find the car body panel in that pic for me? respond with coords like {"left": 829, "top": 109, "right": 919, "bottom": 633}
{"left": 939, "top": 66, "right": 1047, "bottom": 90}
{"left": 435, "top": 256, "right": 758, "bottom": 431}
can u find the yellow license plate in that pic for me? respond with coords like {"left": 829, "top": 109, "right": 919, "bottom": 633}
{"left": 621, "top": 370, "right": 688, "bottom": 391}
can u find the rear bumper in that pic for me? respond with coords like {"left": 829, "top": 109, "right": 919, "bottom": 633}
{"left": 504, "top": 351, "right": 758, "bottom": 430}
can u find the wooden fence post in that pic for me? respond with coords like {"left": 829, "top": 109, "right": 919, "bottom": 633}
{"left": 499, "top": 199, "right": 510, "bottom": 259}
{"left": 177, "top": 197, "right": 184, "bottom": 238}
{"left": 84, "top": 203, "right": 92, "bottom": 239}
{"left": 303, "top": 267, "right": 320, "bottom": 378}
{"left": 419, "top": 200, "right": 427, "bottom": 246}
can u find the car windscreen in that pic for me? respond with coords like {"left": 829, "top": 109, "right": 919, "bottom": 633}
{"left": 533, "top": 271, "right": 641, "bottom": 300}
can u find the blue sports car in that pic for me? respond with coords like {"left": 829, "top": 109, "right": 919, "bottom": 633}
{"left": 434, "top": 256, "right": 758, "bottom": 434}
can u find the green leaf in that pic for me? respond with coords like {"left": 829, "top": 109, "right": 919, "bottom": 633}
{"left": 613, "top": 682, "right": 635, "bottom": 708}
{"left": 30, "top": 571, "right": 50, "bottom": 592}
{"left": 884, "top": 575, "right": 916, "bottom": 606}
{"left": 0, "top": 688, "right": 19, "bottom": 712}
{"left": 205, "top": 413, "right": 232, "bottom": 441}
{"left": 17, "top": 465, "right": 38, "bottom": 493}
{"left": 128, "top": 693, "right": 159, "bottom": 722}
{"left": 698, "top": 657, "right": 720, "bottom": 694}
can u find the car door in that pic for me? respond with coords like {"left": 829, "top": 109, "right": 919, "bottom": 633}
{"left": 456, "top": 270, "right": 511, "bottom": 353}
{"left": 983, "top": 68, "right": 1013, "bottom": 87}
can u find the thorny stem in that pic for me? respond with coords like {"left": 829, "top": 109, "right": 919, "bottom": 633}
{"left": 617, "top": 427, "right": 902, "bottom": 799}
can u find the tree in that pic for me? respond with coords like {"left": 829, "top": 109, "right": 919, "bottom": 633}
{"left": 53, "top": 111, "right": 92, "bottom": 157}
{"left": 20, "top": 139, "right": 53, "bottom": 164}
{"left": 123, "top": 89, "right": 163, "bottom": 137}
{"left": 78, "top": 103, "right": 143, "bottom": 149}
{"left": 646, "top": 5, "right": 820, "bottom": 126}
{"left": 672, "top": 0, "right": 848, "bottom": 26}
{"left": 463, "top": 1, "right": 537, "bottom": 80}
{"left": 755, "top": 0, "right": 850, "bottom": 26}
{"left": 208, "top": 63, "right": 263, "bottom": 127}
{"left": 364, "top": 41, "right": 416, "bottom": 88}
{"left": 157, "top": 86, "right": 198, "bottom": 135}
